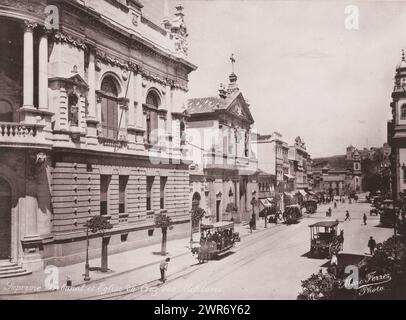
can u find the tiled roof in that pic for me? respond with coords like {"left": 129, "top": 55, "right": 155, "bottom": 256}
{"left": 187, "top": 97, "right": 226, "bottom": 114}
{"left": 256, "top": 135, "right": 273, "bottom": 141}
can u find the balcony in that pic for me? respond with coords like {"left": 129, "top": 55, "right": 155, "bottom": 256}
{"left": 0, "top": 122, "right": 51, "bottom": 149}
{"left": 97, "top": 136, "right": 128, "bottom": 149}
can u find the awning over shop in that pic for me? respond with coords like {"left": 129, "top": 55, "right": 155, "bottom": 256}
{"left": 284, "top": 192, "right": 296, "bottom": 198}
{"left": 267, "top": 197, "right": 276, "bottom": 204}
{"left": 284, "top": 174, "right": 295, "bottom": 180}
{"left": 259, "top": 198, "right": 273, "bottom": 208}
{"left": 299, "top": 190, "right": 307, "bottom": 196}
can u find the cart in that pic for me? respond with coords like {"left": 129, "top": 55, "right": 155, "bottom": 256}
{"left": 284, "top": 205, "right": 303, "bottom": 224}
{"left": 304, "top": 199, "right": 318, "bottom": 214}
{"left": 192, "top": 221, "right": 240, "bottom": 262}
{"left": 309, "top": 221, "right": 343, "bottom": 258}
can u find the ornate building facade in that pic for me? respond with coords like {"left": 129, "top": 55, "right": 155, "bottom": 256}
{"left": 388, "top": 52, "right": 406, "bottom": 200}
{"left": 187, "top": 69, "right": 258, "bottom": 224}
{"left": 0, "top": 0, "right": 196, "bottom": 273}
{"left": 312, "top": 146, "right": 363, "bottom": 196}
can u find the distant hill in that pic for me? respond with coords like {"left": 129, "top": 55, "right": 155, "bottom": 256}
{"left": 312, "top": 155, "right": 349, "bottom": 171}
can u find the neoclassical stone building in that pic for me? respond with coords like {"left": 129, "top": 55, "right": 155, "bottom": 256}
{"left": 0, "top": 0, "right": 196, "bottom": 273}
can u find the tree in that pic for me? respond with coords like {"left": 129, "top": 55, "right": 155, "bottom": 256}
{"left": 85, "top": 216, "right": 113, "bottom": 273}
{"left": 297, "top": 271, "right": 338, "bottom": 300}
{"left": 155, "top": 214, "right": 174, "bottom": 256}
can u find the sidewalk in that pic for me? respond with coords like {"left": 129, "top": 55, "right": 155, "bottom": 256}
{"left": 0, "top": 222, "right": 262, "bottom": 297}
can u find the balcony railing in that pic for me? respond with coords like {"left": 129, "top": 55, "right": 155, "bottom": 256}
{"left": 0, "top": 122, "right": 48, "bottom": 147}
{"left": 97, "top": 136, "right": 128, "bottom": 149}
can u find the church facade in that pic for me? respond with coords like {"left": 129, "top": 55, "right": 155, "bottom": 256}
{"left": 187, "top": 68, "right": 259, "bottom": 224}
{"left": 0, "top": 0, "right": 196, "bottom": 272}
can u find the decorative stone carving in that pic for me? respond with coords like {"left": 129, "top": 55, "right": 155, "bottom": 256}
{"left": 52, "top": 31, "right": 87, "bottom": 51}
{"left": 122, "top": 70, "right": 128, "bottom": 81}
{"left": 132, "top": 14, "right": 139, "bottom": 27}
{"left": 36, "top": 153, "right": 48, "bottom": 166}
{"left": 24, "top": 20, "right": 38, "bottom": 32}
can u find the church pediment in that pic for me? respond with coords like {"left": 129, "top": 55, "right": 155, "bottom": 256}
{"left": 226, "top": 93, "right": 254, "bottom": 124}
{"left": 68, "top": 74, "right": 89, "bottom": 89}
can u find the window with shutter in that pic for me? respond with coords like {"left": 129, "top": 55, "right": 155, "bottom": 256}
{"left": 100, "top": 77, "right": 119, "bottom": 140}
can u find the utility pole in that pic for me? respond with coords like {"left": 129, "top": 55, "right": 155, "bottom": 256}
{"left": 84, "top": 219, "right": 90, "bottom": 281}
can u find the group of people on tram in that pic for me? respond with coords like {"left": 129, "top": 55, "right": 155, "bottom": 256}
{"left": 200, "top": 229, "right": 234, "bottom": 250}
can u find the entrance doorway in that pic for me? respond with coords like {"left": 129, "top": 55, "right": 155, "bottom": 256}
{"left": 0, "top": 177, "right": 11, "bottom": 260}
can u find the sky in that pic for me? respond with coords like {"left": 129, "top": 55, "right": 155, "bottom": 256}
{"left": 144, "top": 0, "right": 406, "bottom": 157}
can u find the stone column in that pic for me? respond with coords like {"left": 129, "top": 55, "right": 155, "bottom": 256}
{"left": 23, "top": 21, "right": 37, "bottom": 108}
{"left": 128, "top": 72, "right": 136, "bottom": 127}
{"left": 38, "top": 28, "right": 48, "bottom": 111}
{"left": 165, "top": 84, "right": 172, "bottom": 135}
{"left": 135, "top": 72, "right": 143, "bottom": 128}
{"left": 87, "top": 51, "right": 97, "bottom": 120}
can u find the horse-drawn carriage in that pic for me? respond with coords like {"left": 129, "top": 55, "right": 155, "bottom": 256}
{"left": 284, "top": 205, "right": 303, "bottom": 224}
{"left": 380, "top": 200, "right": 397, "bottom": 227}
{"left": 304, "top": 199, "right": 318, "bottom": 214}
{"left": 309, "top": 221, "right": 343, "bottom": 258}
{"left": 191, "top": 221, "right": 240, "bottom": 263}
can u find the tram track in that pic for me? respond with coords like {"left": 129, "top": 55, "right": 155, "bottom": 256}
{"left": 81, "top": 224, "right": 287, "bottom": 300}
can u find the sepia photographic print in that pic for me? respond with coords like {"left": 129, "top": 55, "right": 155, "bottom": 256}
{"left": 0, "top": 0, "right": 405, "bottom": 308}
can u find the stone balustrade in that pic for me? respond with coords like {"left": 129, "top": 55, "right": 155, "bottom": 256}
{"left": 0, "top": 122, "right": 47, "bottom": 146}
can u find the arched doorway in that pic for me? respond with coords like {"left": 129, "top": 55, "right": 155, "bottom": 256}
{"left": 100, "top": 76, "right": 119, "bottom": 140}
{"left": 0, "top": 177, "right": 11, "bottom": 260}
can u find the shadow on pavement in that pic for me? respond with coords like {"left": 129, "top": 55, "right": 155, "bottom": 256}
{"left": 301, "top": 251, "right": 326, "bottom": 260}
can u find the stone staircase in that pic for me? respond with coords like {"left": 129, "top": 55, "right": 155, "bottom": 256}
{"left": 0, "top": 261, "right": 32, "bottom": 279}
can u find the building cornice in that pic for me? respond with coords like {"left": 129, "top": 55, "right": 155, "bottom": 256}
{"left": 51, "top": 0, "right": 197, "bottom": 73}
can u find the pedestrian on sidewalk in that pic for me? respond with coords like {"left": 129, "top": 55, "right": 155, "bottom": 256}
{"left": 334, "top": 201, "right": 337, "bottom": 209}
{"left": 345, "top": 210, "right": 351, "bottom": 221}
{"left": 363, "top": 213, "right": 367, "bottom": 225}
{"left": 159, "top": 257, "right": 170, "bottom": 282}
{"left": 368, "top": 236, "right": 376, "bottom": 255}
{"left": 252, "top": 213, "right": 257, "bottom": 230}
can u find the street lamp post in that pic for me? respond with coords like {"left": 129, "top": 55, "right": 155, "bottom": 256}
{"left": 190, "top": 210, "right": 194, "bottom": 249}
{"left": 84, "top": 220, "right": 91, "bottom": 281}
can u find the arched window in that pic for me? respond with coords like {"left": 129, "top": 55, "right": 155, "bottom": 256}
{"left": 145, "top": 91, "right": 160, "bottom": 145}
{"left": 244, "top": 131, "right": 249, "bottom": 157}
{"left": 401, "top": 104, "right": 406, "bottom": 120}
{"left": 100, "top": 76, "right": 119, "bottom": 139}
{"left": 68, "top": 94, "right": 79, "bottom": 127}
{"left": 146, "top": 91, "right": 160, "bottom": 108}
{"left": 0, "top": 100, "right": 13, "bottom": 122}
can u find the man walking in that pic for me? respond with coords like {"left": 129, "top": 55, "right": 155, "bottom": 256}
{"left": 363, "top": 213, "right": 367, "bottom": 225}
{"left": 345, "top": 210, "right": 351, "bottom": 221}
{"left": 368, "top": 236, "right": 376, "bottom": 255}
{"left": 159, "top": 257, "right": 170, "bottom": 282}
